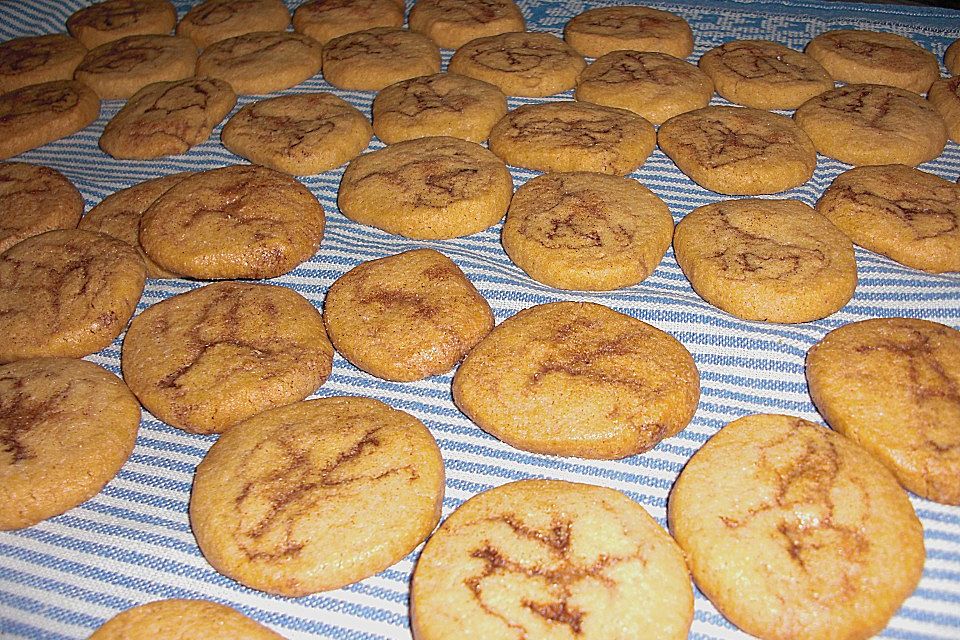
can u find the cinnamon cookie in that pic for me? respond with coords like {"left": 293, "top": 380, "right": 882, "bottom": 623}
{"left": 73, "top": 34, "right": 197, "bottom": 100}
{"left": 563, "top": 5, "right": 694, "bottom": 59}
{"left": 488, "top": 101, "right": 655, "bottom": 175}
{"left": 322, "top": 28, "right": 441, "bottom": 91}
{"left": 947, "top": 38, "right": 960, "bottom": 75}
{"left": 67, "top": 0, "right": 177, "bottom": 50}
{"left": 0, "top": 34, "right": 87, "bottom": 94}
{"left": 501, "top": 172, "right": 673, "bottom": 290}
{"left": 673, "top": 199, "right": 857, "bottom": 323}
{"left": 338, "top": 136, "right": 513, "bottom": 239}
{"left": 176, "top": 0, "right": 291, "bottom": 49}
{"left": 190, "top": 396, "right": 444, "bottom": 594}
{"left": 195, "top": 31, "right": 323, "bottom": 95}
{"left": 668, "top": 414, "right": 925, "bottom": 640}
{"left": 928, "top": 75, "right": 960, "bottom": 144}
{"left": 323, "top": 249, "right": 494, "bottom": 381}
{"left": 121, "top": 281, "right": 333, "bottom": 434}
{"left": 412, "top": 479, "right": 693, "bottom": 640}
{"left": 408, "top": 0, "right": 525, "bottom": 49}
{"left": 0, "top": 80, "right": 100, "bottom": 160}
{"left": 293, "top": 0, "right": 404, "bottom": 46}
{"left": 0, "top": 162, "right": 83, "bottom": 255}
{"left": 89, "top": 599, "right": 285, "bottom": 640}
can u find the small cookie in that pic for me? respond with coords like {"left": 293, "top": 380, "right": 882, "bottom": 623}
{"left": 323, "top": 249, "right": 494, "bottom": 381}
{"left": 412, "top": 479, "right": 693, "bottom": 640}
{"left": 99, "top": 77, "right": 236, "bottom": 159}
{"left": 0, "top": 80, "right": 100, "bottom": 160}
{"left": 73, "top": 34, "right": 197, "bottom": 100}
{"left": 121, "top": 281, "right": 333, "bottom": 434}
{"left": 447, "top": 31, "right": 585, "bottom": 98}
{"left": 794, "top": 83, "right": 947, "bottom": 167}
{"left": 668, "top": 414, "right": 925, "bottom": 640}
{"left": 0, "top": 34, "right": 87, "bottom": 94}
{"left": 698, "top": 39, "right": 834, "bottom": 110}
{"left": 67, "top": 0, "right": 177, "bottom": 50}
{"left": 574, "top": 50, "right": 713, "bottom": 125}
{"left": 293, "top": 0, "right": 404, "bottom": 46}
{"left": 658, "top": 105, "right": 816, "bottom": 195}
{"left": 322, "top": 28, "right": 441, "bottom": 91}
{"left": 195, "top": 31, "right": 322, "bottom": 96}
{"left": 190, "top": 396, "right": 444, "bottom": 594}
{"left": 563, "top": 5, "right": 694, "bottom": 59}
{"left": 816, "top": 164, "right": 960, "bottom": 273}
{"left": 501, "top": 172, "right": 673, "bottom": 291}
{"left": 139, "top": 164, "right": 325, "bottom": 280}
{"left": 947, "top": 39, "right": 960, "bottom": 75}
{"left": 0, "top": 162, "right": 83, "bottom": 255}
{"left": 372, "top": 72, "right": 508, "bottom": 144}
{"left": 673, "top": 199, "right": 857, "bottom": 323}
{"left": 408, "top": 0, "right": 525, "bottom": 50}
{"left": 488, "top": 101, "right": 655, "bottom": 175}
{"left": 89, "top": 599, "right": 285, "bottom": 640}
{"left": 221, "top": 92, "right": 372, "bottom": 175}
{"left": 452, "top": 301, "right": 700, "bottom": 458}
{"left": 0, "top": 229, "right": 146, "bottom": 363}
{"left": 338, "top": 136, "right": 513, "bottom": 239}
{"left": 928, "top": 76, "right": 960, "bottom": 144}
{"left": 176, "top": 0, "right": 291, "bottom": 49}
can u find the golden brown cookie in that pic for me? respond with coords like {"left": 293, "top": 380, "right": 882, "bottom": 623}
{"left": 0, "top": 34, "right": 87, "bottom": 94}
{"left": 89, "top": 599, "right": 286, "bottom": 640}
{"left": 452, "top": 301, "right": 700, "bottom": 458}
{"left": 668, "top": 413, "right": 925, "bottom": 640}
{"left": 190, "top": 396, "right": 445, "bottom": 594}
{"left": 658, "top": 105, "right": 816, "bottom": 195}
{"left": 195, "top": 31, "right": 323, "bottom": 96}
{"left": 947, "top": 39, "right": 960, "bottom": 75}
{"left": 338, "top": 136, "right": 513, "bottom": 239}
{"left": 0, "top": 80, "right": 100, "bottom": 160}
{"left": 322, "top": 28, "right": 441, "bottom": 91}
{"left": 293, "top": 0, "right": 405, "bottom": 46}
{"left": 139, "top": 164, "right": 325, "bottom": 280}
{"left": 323, "top": 249, "right": 493, "bottom": 381}
{"left": 816, "top": 164, "right": 960, "bottom": 273}
{"left": 0, "top": 162, "right": 83, "bottom": 255}
{"left": 501, "top": 172, "right": 673, "bottom": 291}
{"left": 121, "top": 281, "right": 333, "bottom": 434}
{"left": 673, "top": 199, "right": 857, "bottom": 323}
{"left": 408, "top": 0, "right": 525, "bottom": 49}
{"left": 928, "top": 75, "right": 960, "bottom": 144}
{"left": 66, "top": 0, "right": 177, "bottom": 50}
{"left": 563, "top": 5, "right": 694, "bottom": 59}
{"left": 488, "top": 101, "right": 655, "bottom": 175}
{"left": 412, "top": 479, "right": 693, "bottom": 640}
{"left": 221, "top": 92, "right": 372, "bottom": 175}
{"left": 176, "top": 0, "right": 291, "bottom": 49}
{"left": 73, "top": 34, "right": 197, "bottom": 100}
{"left": 0, "top": 229, "right": 146, "bottom": 363}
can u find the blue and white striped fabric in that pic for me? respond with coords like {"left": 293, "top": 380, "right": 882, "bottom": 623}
{"left": 1, "top": 0, "right": 959, "bottom": 638}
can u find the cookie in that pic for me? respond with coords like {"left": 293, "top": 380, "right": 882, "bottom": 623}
{"left": 176, "top": 0, "right": 291, "bottom": 49}
{"left": 698, "top": 39, "right": 834, "bottom": 110}
{"left": 90, "top": 599, "right": 285, "bottom": 640}
{"left": 0, "top": 229, "right": 146, "bottom": 363}
{"left": 0, "top": 34, "right": 87, "bottom": 94}
{"left": 292, "top": 0, "right": 404, "bottom": 46}
{"left": 338, "top": 136, "right": 513, "bottom": 239}
{"left": 563, "top": 5, "right": 694, "bottom": 60}
{"left": 501, "top": 172, "right": 673, "bottom": 290}
{"left": 488, "top": 101, "right": 655, "bottom": 175}
{"left": 794, "top": 84, "right": 947, "bottom": 167}
{"left": 668, "top": 413, "right": 925, "bottom": 640}
{"left": 0, "top": 162, "right": 83, "bottom": 255}
{"left": 73, "top": 34, "right": 197, "bottom": 100}
{"left": 805, "top": 29, "right": 939, "bottom": 95}
{"left": 447, "top": 31, "right": 585, "bottom": 98}
{"left": 139, "top": 164, "right": 325, "bottom": 280}
{"left": 322, "top": 28, "right": 441, "bottom": 91}
{"left": 928, "top": 75, "right": 960, "bottom": 144}
{"left": 121, "top": 281, "right": 333, "bottom": 434}
{"left": 658, "top": 105, "right": 816, "bottom": 195}
{"left": 412, "top": 479, "right": 693, "bottom": 640}
{"left": 408, "top": 0, "right": 525, "bottom": 50}
{"left": 195, "top": 31, "right": 322, "bottom": 96}
{"left": 99, "top": 77, "right": 236, "bottom": 159}
{"left": 323, "top": 249, "right": 494, "bottom": 381}
{"left": 452, "top": 301, "right": 700, "bottom": 458}
{"left": 221, "top": 92, "right": 372, "bottom": 175}
{"left": 372, "top": 72, "right": 508, "bottom": 144}
{"left": 574, "top": 50, "right": 713, "bottom": 125}
{"left": 190, "top": 396, "right": 444, "bottom": 594}
{"left": 673, "top": 199, "right": 857, "bottom": 323}
{"left": 66, "top": 0, "right": 177, "bottom": 50}
{"left": 815, "top": 164, "right": 960, "bottom": 273}
{"left": 0, "top": 357, "right": 140, "bottom": 530}
{"left": 0, "top": 80, "right": 100, "bottom": 160}
{"left": 947, "top": 38, "right": 960, "bottom": 75}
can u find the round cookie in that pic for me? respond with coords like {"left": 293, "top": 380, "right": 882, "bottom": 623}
{"left": 658, "top": 105, "right": 816, "bottom": 195}
{"left": 323, "top": 249, "right": 494, "bottom": 381}
{"left": 176, "top": 0, "right": 291, "bottom": 50}
{"left": 928, "top": 75, "right": 960, "bottom": 144}
{"left": 338, "top": 136, "right": 513, "bottom": 239}
{"left": 574, "top": 50, "right": 713, "bottom": 125}
{"left": 195, "top": 31, "right": 323, "bottom": 96}
{"left": 0, "top": 357, "right": 141, "bottom": 531}
{"left": 673, "top": 199, "right": 857, "bottom": 323}
{"left": 0, "top": 80, "right": 100, "bottom": 161}
{"left": 121, "top": 281, "right": 333, "bottom": 434}
{"left": 563, "top": 5, "right": 694, "bottom": 59}
{"left": 322, "top": 28, "right": 441, "bottom": 91}
{"left": 698, "top": 39, "right": 834, "bottom": 110}
{"left": 815, "top": 164, "right": 960, "bottom": 273}
{"left": 0, "top": 162, "right": 84, "bottom": 255}
{"left": 408, "top": 0, "right": 526, "bottom": 50}
{"left": 947, "top": 39, "right": 960, "bottom": 76}
{"left": 412, "top": 479, "right": 693, "bottom": 640}
{"left": 293, "top": 0, "right": 405, "bottom": 46}
{"left": 794, "top": 83, "right": 947, "bottom": 167}
{"left": 221, "top": 92, "right": 372, "bottom": 175}
{"left": 501, "top": 172, "right": 673, "bottom": 291}
{"left": 447, "top": 31, "right": 585, "bottom": 98}
{"left": 99, "top": 76, "right": 237, "bottom": 159}
{"left": 73, "top": 34, "right": 197, "bottom": 100}
{"left": 668, "top": 413, "right": 925, "bottom": 640}
{"left": 452, "top": 301, "right": 700, "bottom": 458}
{"left": 488, "top": 101, "right": 655, "bottom": 175}
{"left": 0, "top": 229, "right": 145, "bottom": 363}
{"left": 139, "top": 164, "right": 325, "bottom": 280}
{"left": 67, "top": 0, "right": 177, "bottom": 50}
{"left": 190, "top": 396, "right": 445, "bottom": 595}
{"left": 90, "top": 599, "right": 285, "bottom": 640}
{"left": 0, "top": 34, "right": 87, "bottom": 94}
{"left": 372, "top": 72, "right": 508, "bottom": 144}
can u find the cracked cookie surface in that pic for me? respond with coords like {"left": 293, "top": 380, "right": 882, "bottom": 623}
{"left": 176, "top": 0, "right": 291, "bottom": 49}
{"left": 0, "top": 162, "right": 83, "bottom": 255}
{"left": 0, "top": 34, "right": 87, "bottom": 94}
{"left": 195, "top": 31, "right": 322, "bottom": 95}
{"left": 408, "top": 0, "right": 525, "bottom": 49}
{"left": 74, "top": 34, "right": 197, "bottom": 100}
{"left": 322, "top": 27, "right": 441, "bottom": 91}
{"left": 563, "top": 5, "right": 694, "bottom": 59}
{"left": 947, "top": 38, "right": 960, "bottom": 75}
{"left": 293, "top": 0, "right": 403, "bottom": 46}
{"left": 67, "top": 0, "right": 176, "bottom": 50}
{"left": 0, "top": 80, "right": 100, "bottom": 160}
{"left": 89, "top": 599, "right": 286, "bottom": 640}
{"left": 928, "top": 75, "right": 960, "bottom": 144}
